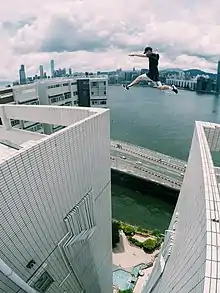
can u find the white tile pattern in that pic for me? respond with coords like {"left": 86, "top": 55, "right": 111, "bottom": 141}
{"left": 142, "top": 121, "right": 220, "bottom": 293}
{"left": 0, "top": 104, "right": 112, "bottom": 293}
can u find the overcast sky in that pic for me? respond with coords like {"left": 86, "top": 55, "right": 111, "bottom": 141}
{"left": 0, "top": 0, "right": 220, "bottom": 80}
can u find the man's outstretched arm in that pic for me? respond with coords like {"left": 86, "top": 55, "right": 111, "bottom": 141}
{"left": 129, "top": 53, "right": 147, "bottom": 58}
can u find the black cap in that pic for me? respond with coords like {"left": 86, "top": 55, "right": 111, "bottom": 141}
{"left": 144, "top": 47, "right": 152, "bottom": 54}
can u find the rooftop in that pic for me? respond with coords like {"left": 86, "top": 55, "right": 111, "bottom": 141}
{"left": 11, "top": 75, "right": 108, "bottom": 90}
{"left": 0, "top": 104, "right": 108, "bottom": 163}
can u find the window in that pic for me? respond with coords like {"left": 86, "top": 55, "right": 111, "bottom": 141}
{"left": 73, "top": 91, "right": 78, "bottom": 96}
{"left": 65, "top": 101, "right": 72, "bottom": 106}
{"left": 91, "top": 92, "right": 94, "bottom": 95}
{"left": 11, "top": 119, "right": 20, "bottom": 127}
{"left": 27, "top": 123, "right": 43, "bottom": 132}
{"left": 48, "top": 84, "right": 61, "bottom": 89}
{"left": 104, "top": 91, "right": 106, "bottom": 95}
{"left": 53, "top": 125, "right": 66, "bottom": 131}
{"left": 30, "top": 100, "right": 39, "bottom": 105}
{"left": 74, "top": 100, "right": 77, "bottom": 105}
{"left": 63, "top": 83, "right": 69, "bottom": 86}
{"left": 33, "top": 271, "right": 54, "bottom": 293}
{"left": 104, "top": 81, "right": 106, "bottom": 85}
{"left": 49, "top": 94, "right": 65, "bottom": 103}
{"left": 71, "top": 82, "right": 77, "bottom": 85}
{"left": 64, "top": 92, "right": 71, "bottom": 99}
{"left": 100, "top": 101, "right": 106, "bottom": 105}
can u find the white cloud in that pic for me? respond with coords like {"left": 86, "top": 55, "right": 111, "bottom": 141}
{"left": 0, "top": 0, "right": 220, "bottom": 80}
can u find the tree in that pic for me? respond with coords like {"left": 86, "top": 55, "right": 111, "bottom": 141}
{"left": 112, "top": 221, "right": 120, "bottom": 248}
{"left": 152, "top": 229, "right": 161, "bottom": 238}
{"left": 122, "top": 225, "right": 135, "bottom": 236}
{"left": 142, "top": 237, "right": 157, "bottom": 252}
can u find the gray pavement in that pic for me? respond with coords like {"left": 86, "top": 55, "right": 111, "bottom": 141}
{"left": 110, "top": 140, "right": 187, "bottom": 191}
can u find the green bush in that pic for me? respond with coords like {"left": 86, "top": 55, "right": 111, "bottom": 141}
{"left": 121, "top": 224, "right": 136, "bottom": 236}
{"left": 137, "top": 227, "right": 149, "bottom": 234}
{"left": 112, "top": 220, "right": 163, "bottom": 253}
{"left": 127, "top": 236, "right": 142, "bottom": 248}
{"left": 119, "top": 289, "right": 133, "bottom": 293}
{"left": 151, "top": 229, "right": 162, "bottom": 238}
{"left": 155, "top": 237, "right": 163, "bottom": 248}
{"left": 142, "top": 237, "right": 157, "bottom": 253}
{"left": 112, "top": 221, "right": 120, "bottom": 248}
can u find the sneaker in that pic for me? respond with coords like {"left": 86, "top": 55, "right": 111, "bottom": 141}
{"left": 123, "top": 84, "right": 129, "bottom": 90}
{"left": 172, "top": 85, "right": 178, "bottom": 94}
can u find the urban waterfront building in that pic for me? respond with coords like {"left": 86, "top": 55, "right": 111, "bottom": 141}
{"left": 50, "top": 60, "right": 55, "bottom": 77}
{"left": 39, "top": 65, "right": 44, "bottom": 79}
{"left": 216, "top": 61, "right": 220, "bottom": 93}
{"left": 166, "top": 78, "right": 197, "bottom": 91}
{"left": 19, "top": 65, "right": 27, "bottom": 85}
{"left": 0, "top": 104, "right": 112, "bottom": 293}
{"left": 142, "top": 121, "right": 220, "bottom": 293}
{"left": 0, "top": 75, "right": 108, "bottom": 134}
{"left": 0, "top": 87, "right": 14, "bottom": 104}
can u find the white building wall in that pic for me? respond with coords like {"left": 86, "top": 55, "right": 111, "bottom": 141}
{"left": 142, "top": 121, "right": 220, "bottom": 293}
{"left": 0, "top": 105, "right": 112, "bottom": 293}
{"left": 90, "top": 77, "right": 108, "bottom": 108}
{"left": 13, "top": 84, "right": 39, "bottom": 103}
{"left": 166, "top": 79, "right": 197, "bottom": 90}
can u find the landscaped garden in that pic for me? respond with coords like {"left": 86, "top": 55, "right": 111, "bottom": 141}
{"left": 112, "top": 220, "right": 164, "bottom": 253}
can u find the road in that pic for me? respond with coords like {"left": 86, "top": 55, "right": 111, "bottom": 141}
{"left": 110, "top": 140, "right": 187, "bottom": 191}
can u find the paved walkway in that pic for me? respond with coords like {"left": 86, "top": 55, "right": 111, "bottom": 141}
{"left": 112, "top": 231, "right": 159, "bottom": 272}
{"left": 133, "top": 265, "right": 155, "bottom": 293}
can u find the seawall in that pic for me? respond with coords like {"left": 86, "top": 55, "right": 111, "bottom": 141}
{"left": 111, "top": 169, "right": 178, "bottom": 205}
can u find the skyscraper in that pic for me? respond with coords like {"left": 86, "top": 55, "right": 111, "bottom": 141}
{"left": 19, "top": 64, "right": 26, "bottom": 85}
{"left": 39, "top": 65, "right": 44, "bottom": 79}
{"left": 69, "top": 68, "right": 72, "bottom": 75}
{"left": 50, "top": 59, "right": 55, "bottom": 77}
{"left": 0, "top": 103, "right": 112, "bottom": 293}
{"left": 216, "top": 60, "right": 220, "bottom": 93}
{"left": 142, "top": 121, "right": 220, "bottom": 293}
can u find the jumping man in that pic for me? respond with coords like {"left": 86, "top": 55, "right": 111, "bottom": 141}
{"left": 123, "top": 47, "right": 178, "bottom": 94}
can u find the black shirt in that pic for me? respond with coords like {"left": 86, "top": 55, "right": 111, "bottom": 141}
{"left": 148, "top": 53, "right": 159, "bottom": 74}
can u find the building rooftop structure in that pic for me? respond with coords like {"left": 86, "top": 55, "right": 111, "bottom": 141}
{"left": 0, "top": 104, "right": 112, "bottom": 293}
{"left": 142, "top": 121, "right": 220, "bottom": 293}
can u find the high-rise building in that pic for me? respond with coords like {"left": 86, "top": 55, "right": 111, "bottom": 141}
{"left": 19, "top": 64, "right": 26, "bottom": 85}
{"left": 39, "top": 65, "right": 44, "bottom": 79}
{"left": 216, "top": 60, "right": 220, "bottom": 93}
{"left": 142, "top": 121, "right": 220, "bottom": 293}
{"left": 3, "top": 75, "right": 108, "bottom": 134}
{"left": 0, "top": 103, "right": 112, "bottom": 293}
{"left": 69, "top": 68, "right": 72, "bottom": 75}
{"left": 50, "top": 59, "right": 55, "bottom": 77}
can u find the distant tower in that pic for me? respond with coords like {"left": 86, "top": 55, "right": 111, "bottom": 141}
{"left": 50, "top": 60, "right": 55, "bottom": 78}
{"left": 19, "top": 64, "right": 26, "bottom": 85}
{"left": 216, "top": 61, "right": 220, "bottom": 93}
{"left": 68, "top": 68, "right": 72, "bottom": 75}
{"left": 39, "top": 65, "right": 44, "bottom": 79}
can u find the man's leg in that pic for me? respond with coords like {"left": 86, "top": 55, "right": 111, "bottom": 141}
{"left": 156, "top": 81, "right": 178, "bottom": 94}
{"left": 123, "top": 74, "right": 150, "bottom": 90}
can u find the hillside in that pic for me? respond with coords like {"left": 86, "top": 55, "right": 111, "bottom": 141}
{"left": 160, "top": 68, "right": 217, "bottom": 79}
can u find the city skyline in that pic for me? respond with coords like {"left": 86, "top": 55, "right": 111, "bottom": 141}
{"left": 0, "top": 0, "right": 220, "bottom": 81}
